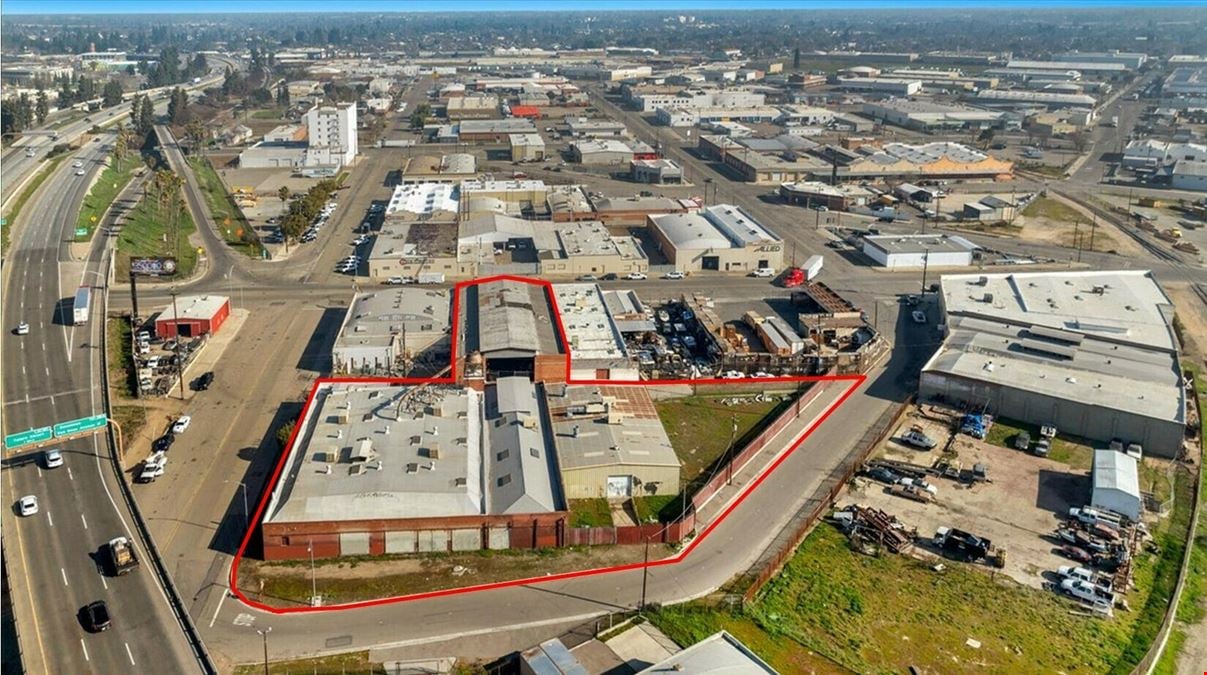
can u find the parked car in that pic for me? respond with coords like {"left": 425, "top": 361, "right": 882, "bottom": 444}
{"left": 1059, "top": 545, "right": 1093, "bottom": 564}
{"left": 171, "top": 415, "right": 191, "bottom": 434}
{"left": 1034, "top": 438, "right": 1051, "bottom": 457}
{"left": 624, "top": 272, "right": 648, "bottom": 280}
{"left": 1014, "top": 431, "right": 1032, "bottom": 451}
{"left": 899, "top": 427, "right": 937, "bottom": 450}
{"left": 898, "top": 476, "right": 938, "bottom": 495}
{"left": 152, "top": 435, "right": 175, "bottom": 453}
{"left": 136, "top": 453, "right": 167, "bottom": 483}
{"left": 662, "top": 271, "right": 686, "bottom": 280}
{"left": 577, "top": 274, "right": 598, "bottom": 281}
{"left": 720, "top": 370, "right": 745, "bottom": 379}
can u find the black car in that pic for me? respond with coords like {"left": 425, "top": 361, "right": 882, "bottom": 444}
{"left": 600, "top": 273, "right": 618, "bottom": 281}
{"left": 152, "top": 434, "right": 175, "bottom": 452}
{"left": 82, "top": 601, "right": 111, "bottom": 632}
{"left": 864, "top": 465, "right": 900, "bottom": 484}
{"left": 192, "top": 371, "right": 214, "bottom": 391}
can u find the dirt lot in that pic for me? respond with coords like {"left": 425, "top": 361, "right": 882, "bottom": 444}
{"left": 853, "top": 408, "right": 1090, "bottom": 590}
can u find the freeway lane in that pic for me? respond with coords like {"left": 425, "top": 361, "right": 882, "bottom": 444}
{"left": 1, "top": 132, "right": 202, "bottom": 672}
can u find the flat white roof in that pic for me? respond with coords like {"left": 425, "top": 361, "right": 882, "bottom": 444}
{"left": 335, "top": 288, "right": 451, "bottom": 353}
{"left": 385, "top": 183, "right": 459, "bottom": 216}
{"left": 551, "top": 284, "right": 628, "bottom": 361}
{"left": 940, "top": 270, "right": 1178, "bottom": 352}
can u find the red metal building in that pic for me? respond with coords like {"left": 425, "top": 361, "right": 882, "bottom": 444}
{"left": 154, "top": 295, "right": 231, "bottom": 338}
{"left": 509, "top": 105, "right": 542, "bottom": 120}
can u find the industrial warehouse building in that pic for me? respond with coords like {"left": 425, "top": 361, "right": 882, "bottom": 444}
{"left": 154, "top": 295, "right": 231, "bottom": 339}
{"left": 509, "top": 133, "right": 546, "bottom": 162}
{"left": 546, "top": 383, "right": 681, "bottom": 499}
{"left": 649, "top": 204, "right": 783, "bottom": 273}
{"left": 631, "top": 158, "right": 684, "bottom": 184}
{"left": 920, "top": 271, "right": 1186, "bottom": 458}
{"left": 1091, "top": 449, "right": 1142, "bottom": 520}
{"left": 332, "top": 288, "right": 452, "bottom": 375}
{"left": 457, "top": 279, "right": 568, "bottom": 384}
{"left": 400, "top": 154, "right": 477, "bottom": 184}
{"left": 862, "top": 234, "right": 979, "bottom": 269}
{"left": 260, "top": 380, "right": 566, "bottom": 560}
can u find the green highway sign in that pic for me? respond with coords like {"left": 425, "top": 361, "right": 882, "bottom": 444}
{"left": 75, "top": 227, "right": 89, "bottom": 237}
{"left": 5, "top": 426, "right": 53, "bottom": 451}
{"left": 53, "top": 414, "right": 107, "bottom": 437}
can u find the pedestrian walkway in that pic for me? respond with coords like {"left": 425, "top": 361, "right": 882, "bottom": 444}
{"left": 604, "top": 622, "right": 680, "bottom": 671}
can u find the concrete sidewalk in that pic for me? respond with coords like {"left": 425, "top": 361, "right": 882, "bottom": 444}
{"left": 693, "top": 380, "right": 853, "bottom": 531}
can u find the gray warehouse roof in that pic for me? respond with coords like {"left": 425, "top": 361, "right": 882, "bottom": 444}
{"left": 650, "top": 204, "right": 779, "bottom": 251}
{"left": 637, "top": 631, "right": 778, "bottom": 674}
{"left": 264, "top": 382, "right": 561, "bottom": 524}
{"left": 864, "top": 234, "right": 978, "bottom": 256}
{"left": 1093, "top": 449, "right": 1140, "bottom": 499}
{"left": 463, "top": 280, "right": 562, "bottom": 359}
{"left": 335, "top": 288, "right": 451, "bottom": 355}
{"left": 546, "top": 384, "right": 679, "bottom": 473}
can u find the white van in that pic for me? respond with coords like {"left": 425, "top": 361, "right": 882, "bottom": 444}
{"left": 751, "top": 267, "right": 775, "bottom": 278}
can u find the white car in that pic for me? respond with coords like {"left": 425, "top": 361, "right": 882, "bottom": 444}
{"left": 385, "top": 276, "right": 414, "bottom": 285}
{"left": 662, "top": 271, "right": 686, "bottom": 280}
{"left": 720, "top": 370, "right": 746, "bottom": 379}
{"left": 75, "top": 169, "right": 86, "bottom": 176}
{"left": 44, "top": 449, "right": 64, "bottom": 469}
{"left": 17, "top": 495, "right": 38, "bottom": 517}
{"left": 72, "top": 160, "right": 84, "bottom": 168}
{"left": 15, "top": 322, "right": 29, "bottom": 335}
{"left": 911, "top": 310, "right": 927, "bottom": 324}
{"left": 624, "top": 272, "right": 648, "bottom": 280}
{"left": 171, "top": 415, "right": 191, "bottom": 434}
{"left": 136, "top": 342, "right": 151, "bottom": 355}
{"left": 750, "top": 268, "right": 775, "bottom": 278}
{"left": 137, "top": 454, "right": 167, "bottom": 483}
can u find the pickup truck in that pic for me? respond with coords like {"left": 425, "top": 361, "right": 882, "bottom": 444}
{"left": 107, "top": 536, "right": 140, "bottom": 575}
{"left": 1069, "top": 506, "right": 1125, "bottom": 530}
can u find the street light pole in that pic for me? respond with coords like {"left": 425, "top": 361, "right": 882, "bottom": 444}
{"left": 920, "top": 248, "right": 931, "bottom": 296}
{"left": 256, "top": 627, "right": 271, "bottom": 675}
{"left": 170, "top": 289, "right": 185, "bottom": 400}
{"left": 239, "top": 482, "right": 249, "bottom": 532}
{"left": 725, "top": 415, "right": 738, "bottom": 486}
{"left": 639, "top": 537, "right": 650, "bottom": 613}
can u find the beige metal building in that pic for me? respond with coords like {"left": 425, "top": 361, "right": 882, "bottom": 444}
{"left": 649, "top": 204, "right": 783, "bottom": 273}
{"left": 509, "top": 133, "right": 547, "bottom": 162}
{"left": 546, "top": 384, "right": 681, "bottom": 499}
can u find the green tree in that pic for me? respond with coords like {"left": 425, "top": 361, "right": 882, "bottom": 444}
{"left": 113, "top": 124, "right": 130, "bottom": 163}
{"left": 102, "top": 79, "right": 123, "bottom": 107}
{"left": 34, "top": 90, "right": 50, "bottom": 125}
{"left": 184, "top": 119, "right": 208, "bottom": 155}
{"left": 276, "top": 421, "right": 296, "bottom": 450}
{"left": 167, "top": 87, "right": 188, "bottom": 125}
{"left": 138, "top": 94, "right": 155, "bottom": 132}
{"left": 409, "top": 103, "right": 431, "bottom": 129}
{"left": 78, "top": 77, "right": 97, "bottom": 102}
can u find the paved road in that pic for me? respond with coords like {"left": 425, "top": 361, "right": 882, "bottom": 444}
{"left": 1, "top": 135, "right": 204, "bottom": 673}
{"left": 2, "top": 69, "right": 227, "bottom": 210}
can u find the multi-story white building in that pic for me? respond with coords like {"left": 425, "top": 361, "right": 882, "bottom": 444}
{"left": 304, "top": 103, "right": 358, "bottom": 170}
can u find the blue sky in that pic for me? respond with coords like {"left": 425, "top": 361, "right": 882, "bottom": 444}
{"left": 5, "top": 0, "right": 1205, "bottom": 14}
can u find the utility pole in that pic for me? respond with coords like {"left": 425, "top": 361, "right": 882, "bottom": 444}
{"left": 920, "top": 248, "right": 930, "bottom": 296}
{"left": 1073, "top": 221, "right": 1082, "bottom": 262}
{"left": 639, "top": 537, "right": 650, "bottom": 612}
{"left": 1089, "top": 215, "right": 1097, "bottom": 252}
{"left": 309, "top": 538, "right": 317, "bottom": 606}
{"left": 170, "top": 289, "right": 185, "bottom": 400}
{"left": 724, "top": 415, "right": 738, "bottom": 486}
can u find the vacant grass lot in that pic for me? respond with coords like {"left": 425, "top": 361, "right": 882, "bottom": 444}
{"left": 1023, "top": 195, "right": 1082, "bottom": 222}
{"left": 76, "top": 155, "right": 141, "bottom": 241}
{"left": 655, "top": 394, "right": 785, "bottom": 489}
{"left": 652, "top": 520, "right": 1180, "bottom": 674}
{"left": 106, "top": 318, "right": 136, "bottom": 398}
{"left": 982, "top": 415, "right": 1093, "bottom": 469}
{"left": 187, "top": 156, "right": 261, "bottom": 256}
{"left": 114, "top": 192, "right": 198, "bottom": 278}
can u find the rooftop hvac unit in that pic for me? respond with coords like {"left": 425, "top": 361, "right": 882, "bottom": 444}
{"left": 406, "top": 463, "right": 419, "bottom": 474}
{"left": 976, "top": 276, "right": 989, "bottom": 286}
{"left": 313, "top": 451, "right": 337, "bottom": 463}
{"left": 426, "top": 443, "right": 442, "bottom": 459}
{"left": 521, "top": 416, "right": 538, "bottom": 430}
{"left": 454, "top": 476, "right": 467, "bottom": 487}
{"left": 335, "top": 411, "right": 350, "bottom": 425}
{"left": 348, "top": 464, "right": 365, "bottom": 476}
{"left": 983, "top": 293, "right": 994, "bottom": 303}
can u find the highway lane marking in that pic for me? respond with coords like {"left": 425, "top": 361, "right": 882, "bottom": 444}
{"left": 124, "top": 642, "right": 136, "bottom": 666}
{"left": 60, "top": 568, "right": 68, "bottom": 586}
{"left": 79, "top": 639, "right": 89, "bottom": 662}
{"left": 80, "top": 513, "right": 87, "bottom": 529}
{"left": 3, "top": 388, "right": 92, "bottom": 406}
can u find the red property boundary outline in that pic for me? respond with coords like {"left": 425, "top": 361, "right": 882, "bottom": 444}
{"left": 229, "top": 275, "right": 865, "bottom": 614}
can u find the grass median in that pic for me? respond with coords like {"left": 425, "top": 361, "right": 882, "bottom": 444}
{"left": 114, "top": 191, "right": 198, "bottom": 279}
{"left": 187, "top": 156, "right": 262, "bottom": 257}
{"left": 75, "top": 155, "right": 141, "bottom": 242}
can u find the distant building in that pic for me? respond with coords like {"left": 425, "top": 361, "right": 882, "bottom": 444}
{"left": 861, "top": 100, "right": 1004, "bottom": 131}
{"left": 332, "top": 288, "right": 452, "bottom": 375}
{"left": 631, "top": 158, "right": 683, "bottom": 184}
{"left": 861, "top": 234, "right": 979, "bottom": 269}
{"left": 445, "top": 95, "right": 500, "bottom": 121}
{"left": 974, "top": 89, "right": 1097, "bottom": 110}
{"left": 571, "top": 139, "right": 634, "bottom": 164}
{"left": 565, "top": 117, "right": 628, "bottom": 138}
{"left": 779, "top": 181, "right": 873, "bottom": 211}
{"left": 304, "top": 102, "right": 358, "bottom": 170}
{"left": 457, "top": 118, "right": 538, "bottom": 143}
{"left": 509, "top": 133, "right": 547, "bottom": 162}
{"left": 649, "top": 204, "right": 783, "bottom": 273}
{"left": 834, "top": 77, "right": 923, "bottom": 96}
{"left": 962, "top": 195, "right": 1018, "bottom": 221}
{"left": 1164, "top": 68, "right": 1207, "bottom": 97}
{"left": 401, "top": 154, "right": 477, "bottom": 184}
{"left": 1170, "top": 160, "right": 1207, "bottom": 192}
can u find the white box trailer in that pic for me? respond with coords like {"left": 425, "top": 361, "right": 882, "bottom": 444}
{"left": 72, "top": 286, "right": 91, "bottom": 325}
{"left": 804, "top": 255, "right": 823, "bottom": 281}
